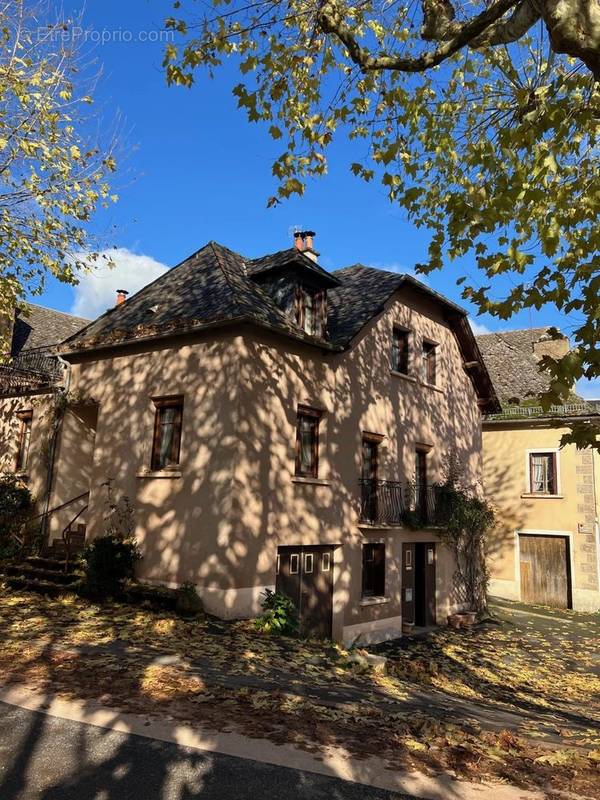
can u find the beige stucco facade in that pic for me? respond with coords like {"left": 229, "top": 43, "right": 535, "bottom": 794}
{"left": 1, "top": 287, "right": 483, "bottom": 643}
{"left": 483, "top": 421, "right": 600, "bottom": 612}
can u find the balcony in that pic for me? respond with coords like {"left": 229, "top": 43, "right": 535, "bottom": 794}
{"left": 0, "top": 348, "right": 64, "bottom": 396}
{"left": 359, "top": 479, "right": 447, "bottom": 528}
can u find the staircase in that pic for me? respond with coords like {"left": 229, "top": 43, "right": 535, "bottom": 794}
{"left": 46, "top": 522, "right": 87, "bottom": 559}
{"left": 0, "top": 555, "right": 81, "bottom": 596}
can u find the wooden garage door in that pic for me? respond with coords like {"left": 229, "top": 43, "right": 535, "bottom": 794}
{"left": 276, "top": 546, "right": 334, "bottom": 639}
{"left": 519, "top": 534, "right": 571, "bottom": 608}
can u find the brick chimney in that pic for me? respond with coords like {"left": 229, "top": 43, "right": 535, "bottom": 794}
{"left": 293, "top": 230, "right": 319, "bottom": 263}
{"left": 115, "top": 289, "right": 129, "bottom": 306}
{"left": 533, "top": 330, "right": 570, "bottom": 361}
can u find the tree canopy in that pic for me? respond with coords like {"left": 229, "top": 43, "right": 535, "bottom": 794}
{"left": 0, "top": 0, "right": 117, "bottom": 354}
{"left": 163, "top": 0, "right": 599, "bottom": 440}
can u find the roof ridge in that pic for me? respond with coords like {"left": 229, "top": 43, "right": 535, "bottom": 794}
{"left": 209, "top": 241, "right": 249, "bottom": 318}
{"left": 476, "top": 326, "right": 550, "bottom": 338}
{"left": 21, "top": 302, "right": 91, "bottom": 323}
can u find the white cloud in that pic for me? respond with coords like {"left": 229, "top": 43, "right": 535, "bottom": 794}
{"left": 576, "top": 378, "right": 600, "bottom": 400}
{"left": 469, "top": 318, "right": 492, "bottom": 336}
{"left": 70, "top": 248, "right": 169, "bottom": 319}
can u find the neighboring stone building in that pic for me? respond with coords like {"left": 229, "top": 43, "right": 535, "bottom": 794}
{"left": 1, "top": 233, "right": 498, "bottom": 644}
{"left": 478, "top": 329, "right": 600, "bottom": 612}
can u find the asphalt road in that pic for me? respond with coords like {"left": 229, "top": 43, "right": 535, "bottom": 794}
{"left": 0, "top": 701, "right": 414, "bottom": 800}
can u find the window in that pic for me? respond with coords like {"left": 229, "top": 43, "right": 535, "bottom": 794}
{"left": 304, "top": 553, "right": 314, "bottom": 573}
{"left": 415, "top": 449, "right": 428, "bottom": 519}
{"left": 151, "top": 397, "right": 183, "bottom": 471}
{"left": 392, "top": 328, "right": 410, "bottom": 374}
{"left": 295, "top": 287, "right": 326, "bottom": 337}
{"left": 322, "top": 552, "right": 331, "bottom": 572}
{"left": 529, "top": 452, "right": 558, "bottom": 494}
{"left": 362, "top": 542, "right": 385, "bottom": 597}
{"left": 361, "top": 435, "right": 381, "bottom": 522}
{"left": 422, "top": 341, "right": 437, "bottom": 385}
{"left": 15, "top": 411, "right": 32, "bottom": 472}
{"left": 361, "top": 437, "right": 380, "bottom": 482}
{"left": 295, "top": 406, "right": 321, "bottom": 478}
{"left": 290, "top": 553, "right": 300, "bottom": 574}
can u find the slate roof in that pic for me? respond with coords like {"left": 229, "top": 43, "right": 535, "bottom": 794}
{"left": 62, "top": 242, "right": 310, "bottom": 351}
{"left": 60, "top": 241, "right": 499, "bottom": 411}
{"left": 11, "top": 303, "right": 90, "bottom": 357}
{"left": 476, "top": 328, "right": 556, "bottom": 404}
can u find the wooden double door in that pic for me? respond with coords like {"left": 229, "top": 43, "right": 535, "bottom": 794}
{"left": 276, "top": 545, "right": 334, "bottom": 639}
{"left": 519, "top": 534, "right": 571, "bottom": 608}
{"left": 402, "top": 542, "right": 437, "bottom": 627}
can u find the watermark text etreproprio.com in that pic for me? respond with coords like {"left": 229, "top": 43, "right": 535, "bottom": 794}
{"left": 36, "top": 26, "right": 175, "bottom": 46}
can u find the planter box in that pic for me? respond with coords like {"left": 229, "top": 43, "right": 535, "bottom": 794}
{"left": 447, "top": 612, "right": 477, "bottom": 629}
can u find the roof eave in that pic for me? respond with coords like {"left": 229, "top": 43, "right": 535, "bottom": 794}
{"left": 59, "top": 315, "right": 341, "bottom": 360}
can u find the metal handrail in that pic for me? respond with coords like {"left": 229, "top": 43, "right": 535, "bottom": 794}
{"left": 487, "top": 403, "right": 597, "bottom": 420}
{"left": 359, "top": 480, "right": 446, "bottom": 527}
{"left": 0, "top": 347, "right": 64, "bottom": 394}
{"left": 4, "top": 491, "right": 91, "bottom": 558}
{"left": 61, "top": 503, "right": 88, "bottom": 571}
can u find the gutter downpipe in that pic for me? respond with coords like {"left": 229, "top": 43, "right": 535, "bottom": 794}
{"left": 39, "top": 355, "right": 71, "bottom": 547}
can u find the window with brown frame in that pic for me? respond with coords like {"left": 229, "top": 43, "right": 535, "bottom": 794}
{"left": 295, "top": 406, "right": 321, "bottom": 478}
{"left": 529, "top": 452, "right": 558, "bottom": 494}
{"left": 295, "top": 286, "right": 326, "bottom": 338}
{"left": 392, "top": 327, "right": 410, "bottom": 374}
{"left": 422, "top": 341, "right": 437, "bottom": 385}
{"left": 15, "top": 410, "right": 32, "bottom": 472}
{"left": 362, "top": 542, "right": 385, "bottom": 597}
{"left": 151, "top": 397, "right": 183, "bottom": 471}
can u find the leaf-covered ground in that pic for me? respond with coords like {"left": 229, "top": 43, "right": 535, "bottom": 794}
{"left": 0, "top": 587, "right": 598, "bottom": 799}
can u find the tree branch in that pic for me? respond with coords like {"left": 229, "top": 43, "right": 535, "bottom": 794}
{"left": 318, "top": 0, "right": 521, "bottom": 72}
{"left": 472, "top": 0, "right": 541, "bottom": 47}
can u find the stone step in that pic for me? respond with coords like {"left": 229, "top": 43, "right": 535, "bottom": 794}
{"left": 2, "top": 575, "right": 76, "bottom": 597}
{"left": 3, "top": 563, "right": 79, "bottom": 585}
{"left": 24, "top": 555, "right": 72, "bottom": 571}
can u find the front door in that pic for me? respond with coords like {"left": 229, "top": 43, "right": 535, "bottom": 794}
{"left": 403, "top": 542, "right": 436, "bottom": 627}
{"left": 402, "top": 543, "right": 415, "bottom": 624}
{"left": 276, "top": 545, "right": 334, "bottom": 639}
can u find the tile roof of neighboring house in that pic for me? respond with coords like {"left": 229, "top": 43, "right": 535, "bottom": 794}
{"left": 11, "top": 303, "right": 90, "bottom": 357}
{"left": 60, "top": 240, "right": 499, "bottom": 411}
{"left": 475, "top": 328, "right": 556, "bottom": 404}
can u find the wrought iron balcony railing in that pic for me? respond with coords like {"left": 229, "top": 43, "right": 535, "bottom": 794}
{"left": 0, "top": 347, "right": 64, "bottom": 395}
{"left": 359, "top": 479, "right": 448, "bottom": 527}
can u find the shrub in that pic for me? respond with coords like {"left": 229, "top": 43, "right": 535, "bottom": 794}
{"left": 175, "top": 582, "right": 204, "bottom": 618}
{"left": 0, "top": 475, "right": 33, "bottom": 557}
{"left": 254, "top": 589, "right": 299, "bottom": 636}
{"left": 80, "top": 535, "right": 141, "bottom": 598}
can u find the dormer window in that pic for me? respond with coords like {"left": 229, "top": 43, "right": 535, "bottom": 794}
{"left": 296, "top": 287, "right": 326, "bottom": 337}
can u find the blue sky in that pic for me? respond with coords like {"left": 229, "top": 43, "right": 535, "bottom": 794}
{"left": 35, "top": 1, "right": 597, "bottom": 397}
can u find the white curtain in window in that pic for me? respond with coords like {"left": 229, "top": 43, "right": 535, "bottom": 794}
{"left": 531, "top": 455, "right": 548, "bottom": 492}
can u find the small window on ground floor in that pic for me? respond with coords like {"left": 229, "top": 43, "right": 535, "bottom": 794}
{"left": 362, "top": 542, "right": 385, "bottom": 598}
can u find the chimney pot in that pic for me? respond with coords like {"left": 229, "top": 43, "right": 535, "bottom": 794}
{"left": 303, "top": 231, "right": 315, "bottom": 251}
{"left": 116, "top": 289, "right": 129, "bottom": 306}
{"left": 293, "top": 231, "right": 304, "bottom": 251}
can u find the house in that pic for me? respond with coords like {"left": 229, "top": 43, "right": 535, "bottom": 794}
{"left": 0, "top": 232, "right": 498, "bottom": 644}
{"left": 477, "top": 329, "right": 600, "bottom": 612}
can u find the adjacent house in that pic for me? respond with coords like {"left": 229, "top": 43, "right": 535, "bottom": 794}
{"left": 0, "top": 233, "right": 498, "bottom": 643}
{"left": 478, "top": 329, "right": 600, "bottom": 612}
